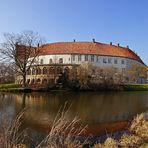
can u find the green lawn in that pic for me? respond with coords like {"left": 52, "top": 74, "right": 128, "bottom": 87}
{"left": 124, "top": 84, "right": 148, "bottom": 91}
{"left": 0, "top": 83, "right": 22, "bottom": 89}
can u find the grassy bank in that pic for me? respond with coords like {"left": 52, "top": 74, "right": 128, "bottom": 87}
{"left": 124, "top": 84, "right": 148, "bottom": 91}
{"left": 0, "top": 83, "right": 21, "bottom": 89}
{"left": 1, "top": 83, "right": 148, "bottom": 92}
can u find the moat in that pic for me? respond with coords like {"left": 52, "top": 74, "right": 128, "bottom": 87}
{"left": 0, "top": 91, "right": 148, "bottom": 144}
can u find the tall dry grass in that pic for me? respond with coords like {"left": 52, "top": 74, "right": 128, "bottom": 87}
{"left": 36, "top": 103, "right": 88, "bottom": 148}
{"left": 0, "top": 110, "right": 27, "bottom": 148}
{"left": 94, "top": 112, "right": 148, "bottom": 148}
{"left": 0, "top": 102, "right": 88, "bottom": 148}
{"left": 0, "top": 100, "right": 147, "bottom": 148}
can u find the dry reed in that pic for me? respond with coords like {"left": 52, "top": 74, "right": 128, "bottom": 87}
{"left": 36, "top": 103, "right": 88, "bottom": 148}
{"left": 0, "top": 110, "right": 27, "bottom": 148}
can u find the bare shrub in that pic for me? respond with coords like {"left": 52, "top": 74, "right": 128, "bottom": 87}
{"left": 130, "top": 113, "right": 148, "bottom": 141}
{"left": 36, "top": 104, "right": 88, "bottom": 148}
{"left": 94, "top": 138, "right": 118, "bottom": 148}
{"left": 0, "top": 110, "right": 26, "bottom": 148}
{"left": 94, "top": 113, "right": 148, "bottom": 148}
{"left": 119, "top": 134, "right": 143, "bottom": 147}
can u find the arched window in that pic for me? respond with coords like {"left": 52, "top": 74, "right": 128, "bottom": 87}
{"left": 32, "top": 68, "right": 36, "bottom": 75}
{"left": 57, "top": 67, "right": 62, "bottom": 74}
{"left": 64, "top": 67, "right": 69, "bottom": 73}
{"left": 42, "top": 79, "right": 47, "bottom": 84}
{"left": 31, "top": 79, "right": 35, "bottom": 84}
{"left": 49, "top": 67, "right": 55, "bottom": 74}
{"left": 36, "top": 79, "right": 41, "bottom": 83}
{"left": 43, "top": 67, "right": 48, "bottom": 74}
{"left": 36, "top": 67, "right": 41, "bottom": 75}
{"left": 59, "top": 58, "right": 63, "bottom": 64}
{"left": 49, "top": 59, "right": 53, "bottom": 64}
{"left": 27, "top": 69, "right": 31, "bottom": 75}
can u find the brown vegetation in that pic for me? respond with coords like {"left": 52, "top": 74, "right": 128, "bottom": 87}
{"left": 94, "top": 113, "right": 148, "bottom": 148}
{"left": 0, "top": 106, "right": 147, "bottom": 148}
{"left": 0, "top": 31, "right": 44, "bottom": 87}
{"left": 67, "top": 64, "right": 125, "bottom": 90}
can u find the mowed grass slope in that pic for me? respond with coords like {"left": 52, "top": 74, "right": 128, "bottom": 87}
{"left": 0, "top": 83, "right": 21, "bottom": 89}
{"left": 124, "top": 84, "right": 148, "bottom": 91}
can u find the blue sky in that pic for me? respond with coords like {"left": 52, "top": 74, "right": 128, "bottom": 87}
{"left": 0, "top": 0, "right": 148, "bottom": 64}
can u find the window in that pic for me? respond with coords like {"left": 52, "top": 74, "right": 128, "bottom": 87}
{"left": 121, "top": 60, "right": 125, "bottom": 64}
{"left": 78, "top": 55, "right": 81, "bottom": 61}
{"left": 64, "top": 67, "right": 70, "bottom": 73}
{"left": 42, "top": 79, "right": 47, "bottom": 84}
{"left": 43, "top": 67, "right": 48, "bottom": 74}
{"left": 31, "top": 79, "right": 35, "bottom": 84}
{"left": 27, "top": 69, "right": 31, "bottom": 75}
{"left": 32, "top": 68, "right": 36, "bottom": 75}
{"left": 36, "top": 68, "right": 41, "bottom": 75}
{"left": 40, "top": 59, "right": 44, "bottom": 64}
{"left": 114, "top": 59, "right": 118, "bottom": 64}
{"left": 57, "top": 67, "right": 62, "bottom": 74}
{"left": 59, "top": 58, "right": 63, "bottom": 64}
{"left": 37, "top": 79, "right": 41, "bottom": 83}
{"left": 85, "top": 55, "right": 88, "bottom": 61}
{"left": 49, "top": 67, "right": 54, "bottom": 74}
{"left": 72, "top": 55, "right": 75, "bottom": 61}
{"left": 108, "top": 58, "right": 112, "bottom": 64}
{"left": 49, "top": 59, "right": 53, "bottom": 64}
{"left": 91, "top": 55, "right": 94, "bottom": 62}
{"left": 96, "top": 56, "right": 99, "bottom": 62}
{"left": 33, "top": 59, "right": 36, "bottom": 64}
{"left": 103, "top": 58, "right": 107, "bottom": 63}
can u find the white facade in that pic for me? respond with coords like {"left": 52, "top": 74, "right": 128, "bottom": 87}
{"left": 17, "top": 52, "right": 146, "bottom": 85}
{"left": 34, "top": 54, "right": 133, "bottom": 70}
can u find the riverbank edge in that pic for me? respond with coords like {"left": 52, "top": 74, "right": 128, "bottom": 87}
{"left": 0, "top": 83, "right": 148, "bottom": 92}
{"left": 123, "top": 84, "right": 148, "bottom": 91}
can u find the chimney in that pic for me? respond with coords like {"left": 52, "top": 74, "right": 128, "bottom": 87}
{"left": 73, "top": 39, "right": 76, "bottom": 42}
{"left": 127, "top": 45, "right": 129, "bottom": 49}
{"left": 15, "top": 42, "right": 18, "bottom": 46}
{"left": 92, "top": 38, "right": 95, "bottom": 43}
{"left": 117, "top": 43, "right": 120, "bottom": 47}
{"left": 110, "top": 42, "right": 112, "bottom": 45}
{"left": 37, "top": 43, "right": 40, "bottom": 48}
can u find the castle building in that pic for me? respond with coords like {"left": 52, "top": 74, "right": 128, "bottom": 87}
{"left": 16, "top": 40, "right": 147, "bottom": 85}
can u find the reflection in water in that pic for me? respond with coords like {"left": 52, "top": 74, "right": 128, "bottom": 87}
{"left": 0, "top": 91, "right": 148, "bottom": 135}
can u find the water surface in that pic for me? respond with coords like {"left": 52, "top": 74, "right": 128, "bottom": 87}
{"left": 0, "top": 91, "right": 148, "bottom": 136}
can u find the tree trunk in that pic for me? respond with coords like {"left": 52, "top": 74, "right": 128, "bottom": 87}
{"left": 23, "top": 74, "right": 27, "bottom": 88}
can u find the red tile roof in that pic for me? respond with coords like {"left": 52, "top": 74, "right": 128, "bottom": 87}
{"left": 39, "top": 42, "right": 144, "bottom": 64}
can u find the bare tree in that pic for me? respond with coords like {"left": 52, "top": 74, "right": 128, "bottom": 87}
{"left": 0, "top": 31, "right": 44, "bottom": 87}
{"left": 127, "top": 64, "right": 148, "bottom": 83}
{"left": 0, "top": 62, "right": 15, "bottom": 84}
